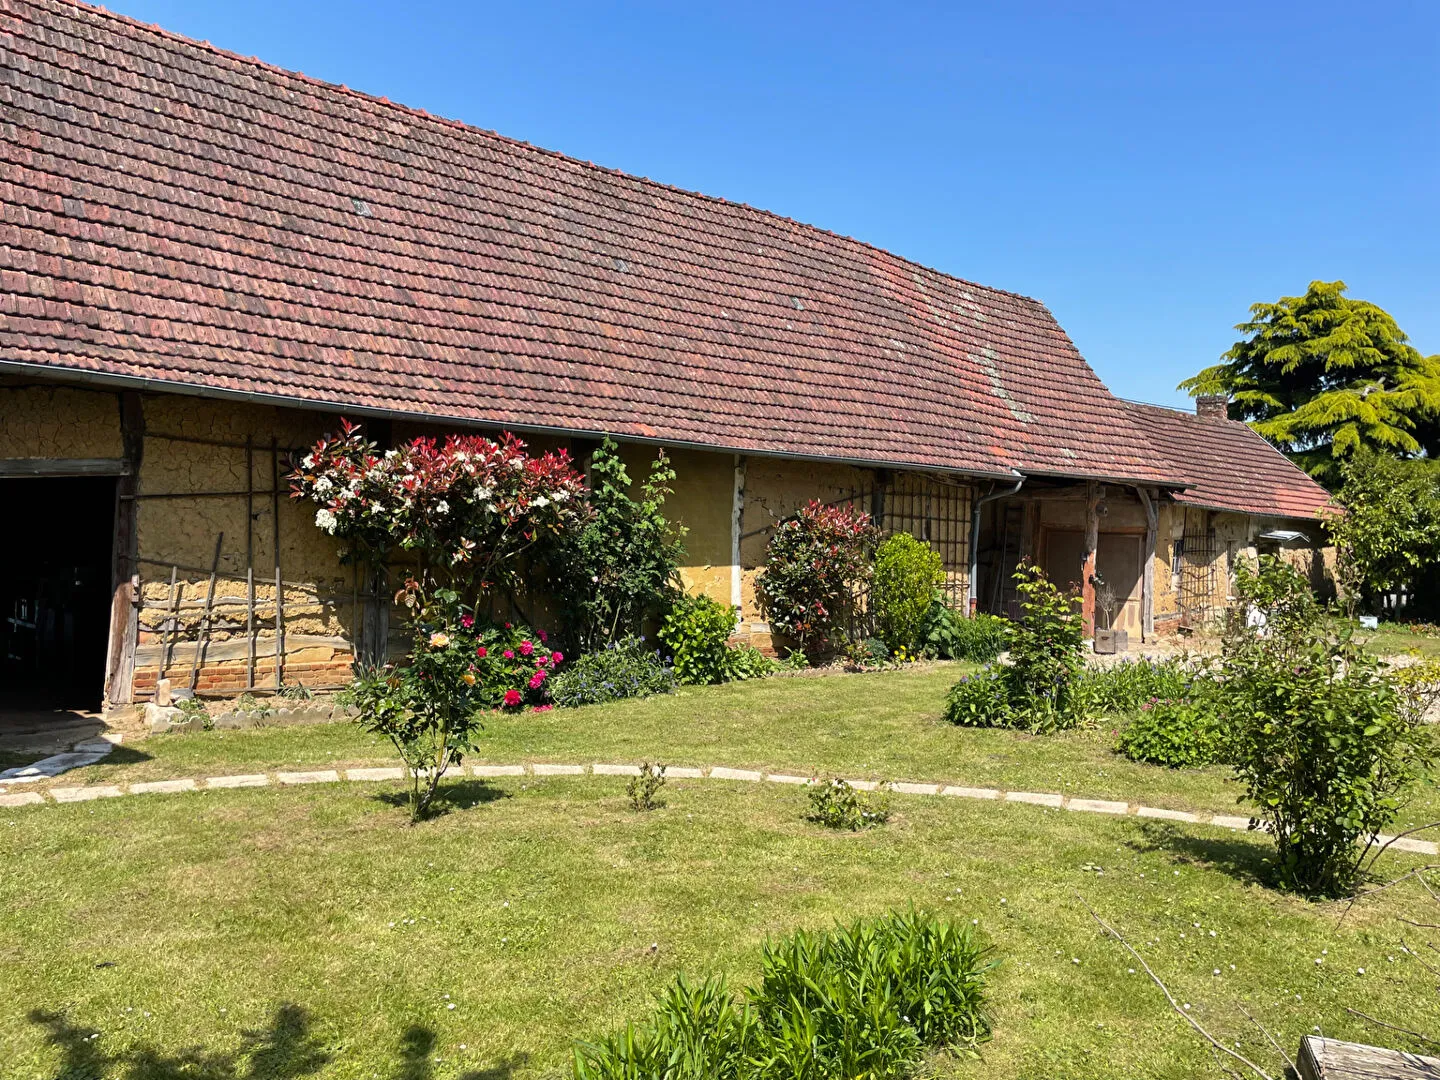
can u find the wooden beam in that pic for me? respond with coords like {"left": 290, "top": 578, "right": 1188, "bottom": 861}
{"left": 1081, "top": 481, "right": 1099, "bottom": 637}
{"left": 1137, "top": 486, "right": 1158, "bottom": 642}
{"left": 0, "top": 457, "right": 130, "bottom": 477}
{"left": 105, "top": 393, "right": 143, "bottom": 707}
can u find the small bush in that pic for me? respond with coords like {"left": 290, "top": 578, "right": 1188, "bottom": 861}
{"left": 1073, "top": 657, "right": 1196, "bottom": 717}
{"left": 547, "top": 637, "right": 676, "bottom": 707}
{"left": 660, "top": 593, "right": 740, "bottom": 685}
{"left": 756, "top": 501, "right": 878, "bottom": 659}
{"left": 1219, "top": 556, "right": 1434, "bottom": 895}
{"left": 723, "top": 643, "right": 779, "bottom": 680}
{"left": 923, "top": 604, "right": 1007, "bottom": 663}
{"left": 874, "top": 533, "right": 944, "bottom": 653}
{"left": 572, "top": 910, "right": 995, "bottom": 1080}
{"left": 806, "top": 776, "right": 892, "bottom": 830}
{"left": 944, "top": 563, "right": 1086, "bottom": 733}
{"left": 1116, "top": 698, "right": 1222, "bottom": 768}
{"left": 627, "top": 762, "right": 666, "bottom": 811}
{"left": 943, "top": 668, "right": 1012, "bottom": 728}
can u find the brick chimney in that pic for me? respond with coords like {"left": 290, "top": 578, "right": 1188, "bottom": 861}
{"left": 1195, "top": 394, "right": 1229, "bottom": 421}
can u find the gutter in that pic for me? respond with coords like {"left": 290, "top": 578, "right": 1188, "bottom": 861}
{"left": 967, "top": 471, "right": 1026, "bottom": 613}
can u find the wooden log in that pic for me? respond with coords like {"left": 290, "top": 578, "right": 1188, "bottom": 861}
{"left": 1298, "top": 1034, "right": 1440, "bottom": 1079}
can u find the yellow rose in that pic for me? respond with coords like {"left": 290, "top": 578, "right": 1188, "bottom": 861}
{"left": 429, "top": 631, "right": 450, "bottom": 648}
{"left": 461, "top": 671, "right": 476, "bottom": 686}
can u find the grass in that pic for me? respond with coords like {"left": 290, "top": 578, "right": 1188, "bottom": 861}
{"left": 1355, "top": 620, "right": 1440, "bottom": 658}
{"left": 3, "top": 772, "right": 1437, "bottom": 1079}
{"left": 55, "top": 666, "right": 1440, "bottom": 828}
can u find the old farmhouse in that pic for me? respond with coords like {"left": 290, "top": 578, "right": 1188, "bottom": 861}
{"left": 0, "top": 0, "right": 1333, "bottom": 719}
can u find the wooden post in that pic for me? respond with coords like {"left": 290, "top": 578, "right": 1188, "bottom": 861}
{"left": 1138, "top": 486, "right": 1158, "bottom": 642}
{"left": 105, "top": 391, "right": 144, "bottom": 706}
{"left": 272, "top": 437, "right": 283, "bottom": 689}
{"left": 1081, "top": 481, "right": 1099, "bottom": 637}
{"left": 161, "top": 565, "right": 180, "bottom": 679}
{"left": 245, "top": 435, "right": 255, "bottom": 690}
{"left": 189, "top": 533, "right": 224, "bottom": 692}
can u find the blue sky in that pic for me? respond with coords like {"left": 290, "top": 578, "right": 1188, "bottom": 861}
{"left": 112, "top": 0, "right": 1437, "bottom": 408}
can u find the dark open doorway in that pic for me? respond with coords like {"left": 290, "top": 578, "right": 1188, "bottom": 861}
{"left": 0, "top": 476, "right": 116, "bottom": 712}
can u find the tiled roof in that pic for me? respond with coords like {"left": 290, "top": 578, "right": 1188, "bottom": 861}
{"left": 0, "top": 0, "right": 1179, "bottom": 484}
{"left": 1126, "top": 401, "right": 1333, "bottom": 520}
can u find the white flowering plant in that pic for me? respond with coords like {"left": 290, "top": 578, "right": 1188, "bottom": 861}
{"left": 289, "top": 419, "right": 591, "bottom": 595}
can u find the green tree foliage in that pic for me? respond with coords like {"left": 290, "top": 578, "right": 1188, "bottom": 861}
{"left": 1180, "top": 281, "right": 1440, "bottom": 480}
{"left": 872, "top": 533, "right": 944, "bottom": 653}
{"left": 554, "top": 439, "right": 686, "bottom": 652}
{"left": 1328, "top": 448, "right": 1440, "bottom": 616}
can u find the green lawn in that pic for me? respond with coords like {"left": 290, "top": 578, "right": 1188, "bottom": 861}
{"left": 4, "top": 669, "right": 1439, "bottom": 1079}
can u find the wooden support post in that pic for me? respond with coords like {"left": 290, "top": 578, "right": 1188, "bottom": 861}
{"left": 272, "top": 437, "right": 284, "bottom": 689}
{"left": 1081, "top": 481, "right": 1100, "bottom": 637}
{"left": 189, "top": 533, "right": 224, "bottom": 692}
{"left": 245, "top": 436, "right": 256, "bottom": 690}
{"left": 1138, "top": 486, "right": 1158, "bottom": 642}
{"left": 105, "top": 391, "right": 144, "bottom": 707}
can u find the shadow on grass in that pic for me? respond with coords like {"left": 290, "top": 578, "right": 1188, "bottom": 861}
{"left": 1125, "top": 820, "right": 1274, "bottom": 888}
{"left": 29, "top": 1005, "right": 530, "bottom": 1080}
{"left": 372, "top": 778, "right": 510, "bottom": 820}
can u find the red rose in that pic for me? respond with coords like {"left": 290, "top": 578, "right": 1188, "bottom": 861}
{"left": 503, "top": 689, "right": 522, "bottom": 707}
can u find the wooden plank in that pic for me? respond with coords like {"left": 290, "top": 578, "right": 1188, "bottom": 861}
{"left": 1299, "top": 1035, "right": 1440, "bottom": 1079}
{"left": 188, "top": 534, "right": 224, "bottom": 692}
{"left": 0, "top": 457, "right": 130, "bottom": 477}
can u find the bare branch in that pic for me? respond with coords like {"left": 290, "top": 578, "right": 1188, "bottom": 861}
{"left": 1335, "top": 863, "right": 1440, "bottom": 931}
{"left": 1399, "top": 936, "right": 1440, "bottom": 980}
{"left": 1359, "top": 825, "right": 1440, "bottom": 880}
{"left": 1346, "top": 1008, "right": 1440, "bottom": 1050}
{"left": 1078, "top": 893, "right": 1277, "bottom": 1080}
{"left": 1397, "top": 917, "right": 1440, "bottom": 930}
{"left": 1238, "top": 1003, "right": 1296, "bottom": 1075}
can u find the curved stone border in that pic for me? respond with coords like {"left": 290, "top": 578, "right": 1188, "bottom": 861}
{"left": 1, "top": 760, "right": 1434, "bottom": 856}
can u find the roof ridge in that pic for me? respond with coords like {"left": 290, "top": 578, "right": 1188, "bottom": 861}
{"left": 60, "top": 0, "right": 1049, "bottom": 311}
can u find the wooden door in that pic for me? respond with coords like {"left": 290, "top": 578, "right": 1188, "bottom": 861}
{"left": 1096, "top": 533, "right": 1143, "bottom": 636}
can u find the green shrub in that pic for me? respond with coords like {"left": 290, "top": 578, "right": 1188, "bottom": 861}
{"left": 756, "top": 501, "right": 878, "bottom": 659}
{"left": 553, "top": 438, "right": 686, "bottom": 653}
{"left": 1073, "top": 657, "right": 1195, "bottom": 717}
{"left": 923, "top": 604, "right": 1007, "bottom": 663}
{"left": 1218, "top": 556, "right": 1434, "bottom": 896}
{"left": 806, "top": 776, "right": 891, "bottom": 830}
{"left": 572, "top": 910, "right": 995, "bottom": 1080}
{"left": 723, "top": 643, "right": 780, "bottom": 680}
{"left": 547, "top": 636, "right": 676, "bottom": 708}
{"left": 873, "top": 533, "right": 944, "bottom": 653}
{"left": 944, "top": 564, "right": 1086, "bottom": 733}
{"left": 942, "top": 668, "right": 1012, "bottom": 728}
{"left": 1116, "top": 698, "right": 1222, "bottom": 768}
{"left": 660, "top": 593, "right": 740, "bottom": 685}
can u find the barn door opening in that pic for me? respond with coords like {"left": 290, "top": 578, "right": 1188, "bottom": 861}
{"left": 0, "top": 476, "right": 117, "bottom": 712}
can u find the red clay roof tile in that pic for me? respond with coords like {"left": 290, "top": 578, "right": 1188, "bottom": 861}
{"left": 0, "top": 0, "right": 1181, "bottom": 483}
{"left": 1126, "top": 401, "right": 1333, "bottom": 520}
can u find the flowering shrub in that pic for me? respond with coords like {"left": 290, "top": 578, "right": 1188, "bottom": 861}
{"left": 290, "top": 420, "right": 590, "bottom": 593}
{"left": 1116, "top": 697, "right": 1222, "bottom": 768}
{"left": 942, "top": 667, "right": 1012, "bottom": 728}
{"left": 756, "top": 501, "right": 878, "bottom": 659}
{"left": 545, "top": 636, "right": 676, "bottom": 707}
{"left": 346, "top": 587, "right": 560, "bottom": 820}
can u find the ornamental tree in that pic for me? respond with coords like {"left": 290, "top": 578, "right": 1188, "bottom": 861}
{"left": 1179, "top": 281, "right": 1440, "bottom": 481}
{"left": 756, "top": 500, "right": 878, "bottom": 659}
{"left": 289, "top": 419, "right": 590, "bottom": 599}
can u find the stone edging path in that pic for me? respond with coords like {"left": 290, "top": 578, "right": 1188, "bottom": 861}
{"left": 0, "top": 759, "right": 1435, "bottom": 857}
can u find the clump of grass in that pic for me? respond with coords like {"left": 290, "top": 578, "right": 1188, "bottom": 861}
{"left": 572, "top": 909, "right": 995, "bottom": 1079}
{"left": 627, "top": 762, "right": 666, "bottom": 811}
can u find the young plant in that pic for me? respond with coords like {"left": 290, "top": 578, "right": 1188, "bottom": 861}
{"left": 1116, "top": 697, "right": 1221, "bottom": 768}
{"left": 922, "top": 601, "right": 1005, "bottom": 663}
{"left": 627, "top": 762, "right": 667, "bottom": 812}
{"left": 873, "top": 532, "right": 944, "bottom": 654}
{"left": 756, "top": 501, "right": 878, "bottom": 660}
{"left": 806, "top": 776, "right": 891, "bottom": 831}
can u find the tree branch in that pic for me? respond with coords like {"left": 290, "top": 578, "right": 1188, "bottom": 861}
{"left": 1078, "top": 893, "right": 1277, "bottom": 1080}
{"left": 1345, "top": 1008, "right": 1440, "bottom": 1050}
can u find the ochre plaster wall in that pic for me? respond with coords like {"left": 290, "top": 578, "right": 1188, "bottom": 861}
{"left": 0, "top": 383, "right": 124, "bottom": 459}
